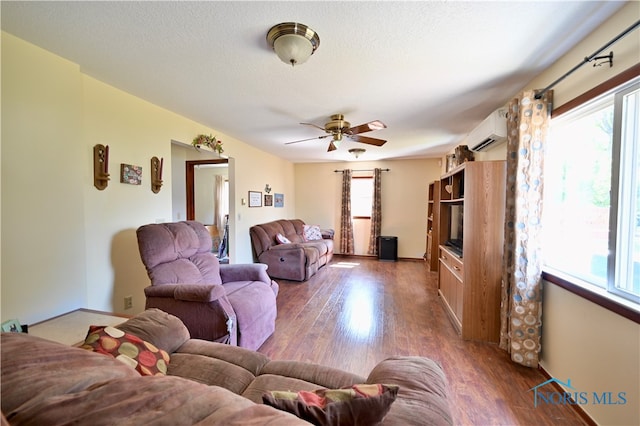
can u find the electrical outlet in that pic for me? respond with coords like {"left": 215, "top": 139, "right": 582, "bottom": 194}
{"left": 124, "top": 295, "right": 133, "bottom": 310}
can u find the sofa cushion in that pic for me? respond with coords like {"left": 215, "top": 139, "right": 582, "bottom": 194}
{"left": 1, "top": 333, "right": 140, "bottom": 416}
{"left": 81, "top": 325, "right": 170, "bottom": 376}
{"left": 116, "top": 308, "right": 190, "bottom": 354}
{"left": 263, "top": 384, "right": 399, "bottom": 426}
{"left": 7, "top": 375, "right": 308, "bottom": 426}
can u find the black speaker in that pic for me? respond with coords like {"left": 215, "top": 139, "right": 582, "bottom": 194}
{"left": 378, "top": 236, "right": 398, "bottom": 261}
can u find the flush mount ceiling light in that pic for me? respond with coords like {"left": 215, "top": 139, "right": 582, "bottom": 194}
{"left": 266, "top": 22, "right": 320, "bottom": 66}
{"left": 349, "top": 148, "right": 366, "bottom": 159}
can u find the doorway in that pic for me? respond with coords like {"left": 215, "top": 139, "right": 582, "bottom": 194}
{"left": 186, "top": 159, "right": 229, "bottom": 261}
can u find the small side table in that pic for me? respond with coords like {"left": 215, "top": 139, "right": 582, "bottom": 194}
{"left": 28, "top": 309, "right": 131, "bottom": 346}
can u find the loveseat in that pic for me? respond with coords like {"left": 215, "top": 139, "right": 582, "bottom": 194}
{"left": 250, "top": 219, "right": 334, "bottom": 281}
{"left": 1, "top": 309, "right": 453, "bottom": 425}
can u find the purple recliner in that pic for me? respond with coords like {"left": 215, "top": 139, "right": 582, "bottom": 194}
{"left": 136, "top": 221, "right": 279, "bottom": 350}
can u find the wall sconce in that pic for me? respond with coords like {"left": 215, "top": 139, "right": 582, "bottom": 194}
{"left": 93, "top": 144, "right": 110, "bottom": 190}
{"left": 151, "top": 156, "right": 163, "bottom": 193}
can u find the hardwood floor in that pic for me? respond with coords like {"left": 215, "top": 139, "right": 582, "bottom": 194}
{"left": 258, "top": 256, "right": 587, "bottom": 426}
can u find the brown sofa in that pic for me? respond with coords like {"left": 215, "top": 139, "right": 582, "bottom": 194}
{"left": 1, "top": 309, "right": 453, "bottom": 425}
{"left": 250, "top": 219, "right": 334, "bottom": 281}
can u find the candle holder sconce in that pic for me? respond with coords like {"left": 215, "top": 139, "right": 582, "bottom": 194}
{"left": 93, "top": 144, "right": 110, "bottom": 190}
{"left": 151, "top": 156, "right": 163, "bottom": 194}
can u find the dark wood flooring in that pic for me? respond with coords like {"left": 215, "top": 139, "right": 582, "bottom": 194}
{"left": 258, "top": 256, "right": 587, "bottom": 425}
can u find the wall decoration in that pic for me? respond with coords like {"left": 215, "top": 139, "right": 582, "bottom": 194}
{"left": 274, "top": 193, "right": 284, "bottom": 208}
{"left": 151, "top": 156, "right": 163, "bottom": 193}
{"left": 93, "top": 144, "right": 110, "bottom": 190}
{"left": 120, "top": 163, "right": 142, "bottom": 185}
{"left": 264, "top": 194, "right": 273, "bottom": 206}
{"left": 248, "top": 191, "right": 262, "bottom": 207}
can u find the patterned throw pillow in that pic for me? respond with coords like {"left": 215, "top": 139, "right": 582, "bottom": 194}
{"left": 263, "top": 383, "right": 399, "bottom": 426}
{"left": 276, "top": 233, "right": 291, "bottom": 244}
{"left": 304, "top": 225, "right": 323, "bottom": 241}
{"left": 81, "top": 326, "right": 170, "bottom": 376}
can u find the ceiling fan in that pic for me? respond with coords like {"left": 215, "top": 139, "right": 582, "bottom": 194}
{"left": 285, "top": 114, "right": 387, "bottom": 152}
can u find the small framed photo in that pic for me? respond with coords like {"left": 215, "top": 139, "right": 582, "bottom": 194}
{"left": 120, "top": 163, "right": 142, "bottom": 185}
{"left": 274, "top": 193, "right": 284, "bottom": 208}
{"left": 264, "top": 194, "right": 273, "bottom": 207}
{"left": 248, "top": 191, "right": 262, "bottom": 207}
{"left": 2, "top": 319, "right": 23, "bottom": 333}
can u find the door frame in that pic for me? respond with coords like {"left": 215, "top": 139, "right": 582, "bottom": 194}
{"left": 185, "top": 158, "right": 229, "bottom": 220}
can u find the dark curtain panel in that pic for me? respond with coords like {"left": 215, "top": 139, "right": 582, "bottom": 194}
{"left": 340, "top": 169, "right": 354, "bottom": 254}
{"left": 367, "top": 168, "right": 382, "bottom": 255}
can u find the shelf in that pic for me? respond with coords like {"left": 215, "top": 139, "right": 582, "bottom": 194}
{"left": 440, "top": 198, "right": 464, "bottom": 204}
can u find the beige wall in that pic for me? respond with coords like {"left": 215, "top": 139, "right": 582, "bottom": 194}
{"left": 1, "top": 32, "right": 294, "bottom": 323}
{"left": 294, "top": 158, "right": 442, "bottom": 258}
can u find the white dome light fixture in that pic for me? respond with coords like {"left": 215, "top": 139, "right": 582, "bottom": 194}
{"left": 267, "top": 22, "right": 320, "bottom": 67}
{"left": 349, "top": 148, "right": 366, "bottom": 159}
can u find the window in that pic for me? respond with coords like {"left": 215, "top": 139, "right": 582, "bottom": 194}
{"left": 351, "top": 177, "right": 373, "bottom": 218}
{"left": 543, "top": 76, "right": 639, "bottom": 306}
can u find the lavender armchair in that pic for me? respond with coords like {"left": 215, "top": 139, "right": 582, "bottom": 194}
{"left": 136, "top": 221, "right": 279, "bottom": 350}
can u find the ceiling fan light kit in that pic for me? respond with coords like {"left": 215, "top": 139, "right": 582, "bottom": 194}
{"left": 284, "top": 113, "right": 388, "bottom": 153}
{"left": 267, "top": 22, "right": 320, "bottom": 66}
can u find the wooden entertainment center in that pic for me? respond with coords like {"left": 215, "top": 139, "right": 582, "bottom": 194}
{"left": 432, "top": 160, "right": 506, "bottom": 343}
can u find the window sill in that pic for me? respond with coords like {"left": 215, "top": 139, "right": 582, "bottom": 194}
{"left": 542, "top": 268, "right": 640, "bottom": 324}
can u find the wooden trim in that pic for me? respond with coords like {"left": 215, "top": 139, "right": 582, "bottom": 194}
{"left": 553, "top": 63, "right": 640, "bottom": 117}
{"left": 185, "top": 159, "right": 228, "bottom": 220}
{"left": 542, "top": 271, "right": 640, "bottom": 324}
{"left": 537, "top": 365, "right": 598, "bottom": 426}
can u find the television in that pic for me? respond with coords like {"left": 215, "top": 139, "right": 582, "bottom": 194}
{"left": 445, "top": 204, "right": 464, "bottom": 257}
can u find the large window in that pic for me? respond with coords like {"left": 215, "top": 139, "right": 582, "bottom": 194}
{"left": 351, "top": 177, "right": 373, "bottom": 218}
{"left": 543, "top": 76, "right": 639, "bottom": 306}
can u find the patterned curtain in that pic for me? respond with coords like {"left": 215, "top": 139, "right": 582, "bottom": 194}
{"left": 368, "top": 168, "right": 382, "bottom": 255}
{"left": 499, "top": 89, "right": 553, "bottom": 368}
{"left": 340, "top": 169, "right": 354, "bottom": 254}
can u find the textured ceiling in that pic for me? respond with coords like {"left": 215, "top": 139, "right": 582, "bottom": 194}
{"left": 1, "top": 1, "right": 626, "bottom": 162}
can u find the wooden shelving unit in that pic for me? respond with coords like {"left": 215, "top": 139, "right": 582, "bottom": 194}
{"left": 437, "top": 161, "right": 506, "bottom": 343}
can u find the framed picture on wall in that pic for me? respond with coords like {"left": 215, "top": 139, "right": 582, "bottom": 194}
{"left": 264, "top": 194, "right": 273, "bottom": 207}
{"left": 248, "top": 191, "right": 262, "bottom": 207}
{"left": 120, "top": 163, "right": 142, "bottom": 185}
{"left": 274, "top": 193, "right": 284, "bottom": 208}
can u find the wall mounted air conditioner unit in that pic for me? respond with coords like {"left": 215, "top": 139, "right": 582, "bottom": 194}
{"left": 468, "top": 108, "right": 508, "bottom": 152}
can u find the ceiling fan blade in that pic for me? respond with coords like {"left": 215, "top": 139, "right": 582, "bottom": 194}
{"left": 327, "top": 141, "right": 337, "bottom": 152}
{"left": 284, "top": 134, "right": 331, "bottom": 145}
{"left": 348, "top": 120, "right": 387, "bottom": 135}
{"left": 300, "top": 122, "right": 326, "bottom": 132}
{"left": 348, "top": 134, "right": 387, "bottom": 146}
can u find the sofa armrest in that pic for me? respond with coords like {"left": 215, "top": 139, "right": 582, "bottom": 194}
{"left": 366, "top": 356, "right": 453, "bottom": 425}
{"left": 144, "top": 284, "right": 226, "bottom": 303}
{"left": 219, "top": 263, "right": 270, "bottom": 285}
{"left": 321, "top": 228, "right": 335, "bottom": 240}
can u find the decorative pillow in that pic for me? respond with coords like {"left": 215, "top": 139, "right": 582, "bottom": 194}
{"left": 276, "top": 233, "right": 291, "bottom": 244}
{"left": 81, "top": 326, "right": 170, "bottom": 376}
{"left": 304, "top": 224, "right": 323, "bottom": 241}
{"left": 262, "top": 384, "right": 399, "bottom": 426}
